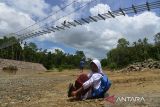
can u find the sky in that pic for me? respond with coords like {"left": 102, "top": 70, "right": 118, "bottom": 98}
{"left": 0, "top": 0, "right": 160, "bottom": 59}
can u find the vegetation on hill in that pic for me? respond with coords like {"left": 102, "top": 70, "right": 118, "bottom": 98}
{"left": 0, "top": 32, "right": 160, "bottom": 70}
{"left": 102, "top": 32, "right": 160, "bottom": 69}
{"left": 0, "top": 36, "right": 90, "bottom": 69}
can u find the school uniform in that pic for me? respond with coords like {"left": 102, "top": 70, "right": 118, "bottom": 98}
{"left": 82, "top": 59, "right": 111, "bottom": 99}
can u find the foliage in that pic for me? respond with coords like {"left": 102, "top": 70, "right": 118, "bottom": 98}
{"left": 0, "top": 37, "right": 87, "bottom": 70}
{"left": 1, "top": 32, "right": 160, "bottom": 70}
{"left": 101, "top": 32, "right": 160, "bottom": 69}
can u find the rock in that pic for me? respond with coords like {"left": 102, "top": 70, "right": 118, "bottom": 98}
{"left": 148, "top": 59, "right": 154, "bottom": 62}
{"left": 119, "top": 59, "right": 160, "bottom": 72}
{"left": 10, "top": 102, "right": 15, "bottom": 104}
{"left": 1, "top": 103, "right": 8, "bottom": 107}
{"left": 26, "top": 97, "right": 31, "bottom": 102}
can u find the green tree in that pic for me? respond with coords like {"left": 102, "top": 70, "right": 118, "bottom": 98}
{"left": 154, "top": 32, "right": 160, "bottom": 46}
{"left": 117, "top": 38, "right": 129, "bottom": 48}
{"left": 154, "top": 32, "right": 160, "bottom": 59}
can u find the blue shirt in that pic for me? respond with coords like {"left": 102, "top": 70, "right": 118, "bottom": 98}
{"left": 80, "top": 61, "right": 85, "bottom": 68}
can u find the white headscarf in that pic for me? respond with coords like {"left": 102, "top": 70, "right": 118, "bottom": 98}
{"left": 91, "top": 59, "right": 103, "bottom": 74}
{"left": 88, "top": 59, "right": 104, "bottom": 78}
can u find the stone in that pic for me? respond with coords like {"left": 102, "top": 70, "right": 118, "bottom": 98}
{"left": 119, "top": 59, "right": 160, "bottom": 72}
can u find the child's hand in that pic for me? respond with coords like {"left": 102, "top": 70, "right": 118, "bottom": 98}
{"left": 71, "top": 91, "right": 77, "bottom": 96}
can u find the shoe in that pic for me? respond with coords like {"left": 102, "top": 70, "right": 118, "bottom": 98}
{"left": 68, "top": 83, "right": 74, "bottom": 97}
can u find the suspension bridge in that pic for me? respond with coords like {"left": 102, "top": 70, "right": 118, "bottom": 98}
{"left": 0, "top": 0, "right": 160, "bottom": 49}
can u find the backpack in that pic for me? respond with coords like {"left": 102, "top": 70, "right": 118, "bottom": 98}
{"left": 92, "top": 74, "right": 111, "bottom": 98}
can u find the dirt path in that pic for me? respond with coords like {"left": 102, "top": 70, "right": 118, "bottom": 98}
{"left": 0, "top": 69, "right": 160, "bottom": 107}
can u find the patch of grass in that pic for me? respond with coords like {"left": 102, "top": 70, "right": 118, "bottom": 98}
{"left": 3, "top": 65, "right": 18, "bottom": 71}
{"left": 58, "top": 67, "right": 63, "bottom": 72}
{"left": 3, "top": 65, "right": 18, "bottom": 74}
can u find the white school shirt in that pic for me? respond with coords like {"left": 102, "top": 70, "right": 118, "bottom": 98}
{"left": 83, "top": 72, "right": 102, "bottom": 90}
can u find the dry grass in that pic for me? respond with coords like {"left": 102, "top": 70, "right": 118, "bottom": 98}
{"left": 0, "top": 69, "right": 160, "bottom": 107}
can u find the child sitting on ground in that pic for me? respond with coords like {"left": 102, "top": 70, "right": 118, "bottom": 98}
{"left": 68, "top": 59, "right": 111, "bottom": 100}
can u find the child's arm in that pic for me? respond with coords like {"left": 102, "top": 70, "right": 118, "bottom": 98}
{"left": 71, "top": 87, "right": 83, "bottom": 96}
{"left": 83, "top": 73, "right": 102, "bottom": 89}
{"left": 71, "top": 75, "right": 93, "bottom": 96}
{"left": 72, "top": 74, "right": 102, "bottom": 97}
{"left": 71, "top": 77, "right": 93, "bottom": 96}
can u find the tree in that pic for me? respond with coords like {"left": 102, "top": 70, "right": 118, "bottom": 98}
{"left": 75, "top": 51, "right": 85, "bottom": 59}
{"left": 1, "top": 33, "right": 160, "bottom": 70}
{"left": 117, "top": 38, "right": 129, "bottom": 48}
{"left": 154, "top": 32, "right": 160, "bottom": 46}
{"left": 28, "top": 42, "right": 37, "bottom": 51}
{"left": 154, "top": 32, "right": 160, "bottom": 59}
{"left": 101, "top": 58, "right": 108, "bottom": 67}
{"left": 106, "top": 37, "right": 156, "bottom": 69}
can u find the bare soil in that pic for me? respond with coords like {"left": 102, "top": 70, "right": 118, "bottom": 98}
{"left": 0, "top": 69, "right": 160, "bottom": 107}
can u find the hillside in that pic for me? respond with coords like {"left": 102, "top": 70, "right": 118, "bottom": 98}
{"left": 0, "top": 58, "right": 46, "bottom": 75}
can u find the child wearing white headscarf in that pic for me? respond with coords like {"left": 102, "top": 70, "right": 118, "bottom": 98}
{"left": 68, "top": 59, "right": 111, "bottom": 100}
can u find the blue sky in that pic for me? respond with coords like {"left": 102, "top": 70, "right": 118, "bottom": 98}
{"left": 0, "top": 0, "right": 160, "bottom": 59}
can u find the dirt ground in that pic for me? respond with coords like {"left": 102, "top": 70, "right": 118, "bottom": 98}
{"left": 0, "top": 69, "right": 160, "bottom": 107}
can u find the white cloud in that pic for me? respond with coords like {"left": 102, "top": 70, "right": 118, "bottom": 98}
{"left": 0, "top": 3, "right": 35, "bottom": 35}
{"left": 0, "top": 0, "right": 50, "bottom": 18}
{"left": 40, "top": 4, "right": 160, "bottom": 59}
{"left": 49, "top": 0, "right": 83, "bottom": 26}
{"left": 47, "top": 47, "right": 65, "bottom": 53}
{"left": 77, "top": 0, "right": 91, "bottom": 2}
{"left": 90, "top": 4, "right": 111, "bottom": 15}
{"left": 51, "top": 21, "right": 123, "bottom": 59}
{"left": 0, "top": 0, "right": 159, "bottom": 59}
{"left": 114, "top": 12, "right": 160, "bottom": 43}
